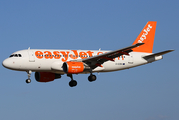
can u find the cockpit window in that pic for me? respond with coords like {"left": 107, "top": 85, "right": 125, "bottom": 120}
{"left": 9, "top": 55, "right": 14, "bottom": 57}
{"left": 9, "top": 54, "right": 22, "bottom": 58}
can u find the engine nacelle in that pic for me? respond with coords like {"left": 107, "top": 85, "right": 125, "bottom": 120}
{"left": 35, "top": 72, "right": 61, "bottom": 82}
{"left": 63, "top": 61, "right": 89, "bottom": 74}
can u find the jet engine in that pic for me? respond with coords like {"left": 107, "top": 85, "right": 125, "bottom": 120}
{"left": 35, "top": 72, "right": 61, "bottom": 82}
{"left": 62, "top": 61, "right": 90, "bottom": 74}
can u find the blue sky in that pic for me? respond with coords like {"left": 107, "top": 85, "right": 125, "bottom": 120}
{"left": 0, "top": 0, "right": 178, "bottom": 120}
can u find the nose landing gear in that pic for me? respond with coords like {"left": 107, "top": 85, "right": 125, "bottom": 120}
{"left": 26, "top": 70, "right": 32, "bottom": 83}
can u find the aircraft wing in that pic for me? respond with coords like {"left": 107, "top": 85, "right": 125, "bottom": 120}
{"left": 75, "top": 43, "right": 144, "bottom": 69}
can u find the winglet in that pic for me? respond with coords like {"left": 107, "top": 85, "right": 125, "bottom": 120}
{"left": 132, "top": 21, "right": 157, "bottom": 53}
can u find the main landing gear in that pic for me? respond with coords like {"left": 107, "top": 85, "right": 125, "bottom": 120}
{"left": 88, "top": 69, "right": 96, "bottom": 82}
{"left": 26, "top": 70, "right": 32, "bottom": 83}
{"left": 67, "top": 74, "right": 97, "bottom": 87}
{"left": 67, "top": 74, "right": 77, "bottom": 87}
{"left": 88, "top": 74, "right": 97, "bottom": 82}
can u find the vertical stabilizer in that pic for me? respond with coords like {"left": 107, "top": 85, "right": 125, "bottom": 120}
{"left": 132, "top": 21, "right": 157, "bottom": 53}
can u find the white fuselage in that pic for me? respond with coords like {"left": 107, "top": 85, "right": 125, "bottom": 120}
{"left": 2, "top": 49, "right": 155, "bottom": 74}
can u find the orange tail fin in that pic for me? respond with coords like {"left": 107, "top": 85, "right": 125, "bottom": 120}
{"left": 132, "top": 21, "right": 157, "bottom": 53}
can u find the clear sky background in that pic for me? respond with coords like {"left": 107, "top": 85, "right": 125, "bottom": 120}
{"left": 0, "top": 0, "right": 178, "bottom": 120}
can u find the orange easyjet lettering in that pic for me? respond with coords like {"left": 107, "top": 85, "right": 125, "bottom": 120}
{"left": 53, "top": 51, "right": 61, "bottom": 59}
{"left": 35, "top": 50, "right": 125, "bottom": 61}
{"left": 97, "top": 52, "right": 103, "bottom": 55}
{"left": 70, "top": 50, "right": 78, "bottom": 59}
{"left": 61, "top": 51, "right": 70, "bottom": 62}
{"left": 86, "top": 51, "right": 94, "bottom": 57}
{"left": 35, "top": 51, "right": 43, "bottom": 59}
{"left": 122, "top": 55, "right": 124, "bottom": 60}
{"left": 35, "top": 50, "right": 96, "bottom": 61}
{"left": 44, "top": 51, "right": 53, "bottom": 59}
{"left": 79, "top": 52, "right": 87, "bottom": 59}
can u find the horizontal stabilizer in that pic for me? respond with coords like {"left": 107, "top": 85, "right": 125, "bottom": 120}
{"left": 142, "top": 50, "right": 174, "bottom": 63}
{"left": 143, "top": 50, "right": 174, "bottom": 59}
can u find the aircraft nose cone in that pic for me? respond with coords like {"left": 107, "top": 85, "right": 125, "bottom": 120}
{"left": 2, "top": 59, "right": 9, "bottom": 68}
{"left": 2, "top": 59, "right": 13, "bottom": 69}
{"left": 2, "top": 58, "right": 21, "bottom": 70}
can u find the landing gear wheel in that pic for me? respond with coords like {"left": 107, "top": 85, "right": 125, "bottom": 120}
{"left": 88, "top": 75, "right": 96, "bottom": 82}
{"left": 26, "top": 79, "right": 31, "bottom": 83}
{"left": 69, "top": 80, "right": 77, "bottom": 87}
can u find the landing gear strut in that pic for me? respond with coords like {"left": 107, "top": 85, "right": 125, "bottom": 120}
{"left": 26, "top": 70, "right": 32, "bottom": 83}
{"left": 67, "top": 74, "right": 77, "bottom": 87}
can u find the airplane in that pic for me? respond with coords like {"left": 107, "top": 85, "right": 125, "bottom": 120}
{"left": 2, "top": 21, "right": 174, "bottom": 87}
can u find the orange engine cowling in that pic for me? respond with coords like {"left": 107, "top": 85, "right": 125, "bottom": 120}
{"left": 63, "top": 61, "right": 86, "bottom": 74}
{"left": 35, "top": 72, "right": 61, "bottom": 82}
